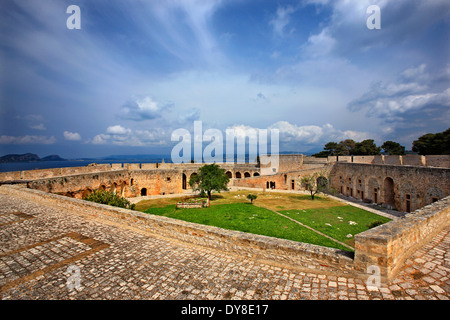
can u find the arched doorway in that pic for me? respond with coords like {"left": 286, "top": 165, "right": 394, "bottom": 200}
{"left": 383, "top": 177, "right": 395, "bottom": 208}
{"left": 182, "top": 173, "right": 187, "bottom": 190}
{"left": 111, "top": 183, "right": 117, "bottom": 194}
{"left": 316, "top": 176, "right": 328, "bottom": 190}
{"left": 141, "top": 188, "right": 147, "bottom": 196}
{"left": 235, "top": 172, "right": 241, "bottom": 179}
{"left": 225, "top": 171, "right": 232, "bottom": 179}
{"left": 82, "top": 188, "right": 92, "bottom": 199}
{"left": 120, "top": 182, "right": 126, "bottom": 197}
{"left": 244, "top": 172, "right": 251, "bottom": 178}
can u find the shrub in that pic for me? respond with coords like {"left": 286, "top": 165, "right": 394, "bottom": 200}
{"left": 367, "top": 220, "right": 384, "bottom": 229}
{"left": 247, "top": 194, "right": 258, "bottom": 204}
{"left": 83, "top": 190, "right": 135, "bottom": 210}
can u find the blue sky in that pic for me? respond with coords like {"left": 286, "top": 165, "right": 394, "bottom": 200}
{"left": 0, "top": 0, "right": 449, "bottom": 159}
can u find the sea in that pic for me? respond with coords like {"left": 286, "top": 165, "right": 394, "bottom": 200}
{"left": 0, "top": 152, "right": 291, "bottom": 173}
{"left": 0, "top": 159, "right": 165, "bottom": 173}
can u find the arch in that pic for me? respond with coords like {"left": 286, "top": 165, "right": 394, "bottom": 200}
{"left": 316, "top": 176, "right": 328, "bottom": 189}
{"left": 81, "top": 188, "right": 92, "bottom": 199}
{"left": 120, "top": 181, "right": 127, "bottom": 197}
{"left": 253, "top": 172, "right": 260, "bottom": 177}
{"left": 190, "top": 172, "right": 198, "bottom": 179}
{"left": 141, "top": 188, "right": 147, "bottom": 196}
{"left": 182, "top": 173, "right": 187, "bottom": 190}
{"left": 110, "top": 182, "right": 117, "bottom": 194}
{"left": 188, "top": 172, "right": 198, "bottom": 189}
{"left": 244, "top": 172, "right": 251, "bottom": 178}
{"left": 383, "top": 177, "right": 395, "bottom": 207}
{"left": 368, "top": 177, "right": 380, "bottom": 203}
{"left": 225, "top": 171, "right": 232, "bottom": 179}
{"left": 235, "top": 172, "right": 242, "bottom": 179}
{"left": 99, "top": 184, "right": 106, "bottom": 191}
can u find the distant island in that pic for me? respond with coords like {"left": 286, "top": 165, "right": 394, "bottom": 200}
{"left": 0, "top": 153, "right": 66, "bottom": 163}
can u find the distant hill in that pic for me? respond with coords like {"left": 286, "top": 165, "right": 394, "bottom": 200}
{"left": 41, "top": 154, "right": 66, "bottom": 161}
{"left": 0, "top": 153, "right": 66, "bottom": 163}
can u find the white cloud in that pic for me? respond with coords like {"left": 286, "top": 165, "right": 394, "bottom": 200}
{"left": 269, "top": 5, "right": 296, "bottom": 36}
{"left": 23, "top": 114, "right": 45, "bottom": 122}
{"left": 63, "top": 131, "right": 81, "bottom": 141}
{"left": 118, "top": 96, "right": 172, "bottom": 121}
{"left": 268, "top": 121, "right": 372, "bottom": 144}
{"left": 302, "top": 28, "right": 336, "bottom": 58}
{"left": 106, "top": 125, "right": 130, "bottom": 135}
{"left": 30, "top": 123, "right": 46, "bottom": 131}
{"left": 348, "top": 64, "right": 450, "bottom": 121}
{"left": 145, "top": 0, "right": 226, "bottom": 67}
{"left": 92, "top": 134, "right": 110, "bottom": 145}
{"left": 225, "top": 121, "right": 374, "bottom": 150}
{"left": 91, "top": 126, "right": 167, "bottom": 147}
{"left": 0, "top": 135, "right": 56, "bottom": 145}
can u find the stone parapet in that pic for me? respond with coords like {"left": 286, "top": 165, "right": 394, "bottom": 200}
{"left": 354, "top": 196, "right": 450, "bottom": 282}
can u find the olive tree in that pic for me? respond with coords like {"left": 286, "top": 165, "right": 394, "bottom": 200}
{"left": 189, "top": 163, "right": 230, "bottom": 203}
{"left": 299, "top": 172, "right": 330, "bottom": 200}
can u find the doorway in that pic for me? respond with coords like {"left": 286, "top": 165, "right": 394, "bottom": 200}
{"left": 383, "top": 177, "right": 395, "bottom": 208}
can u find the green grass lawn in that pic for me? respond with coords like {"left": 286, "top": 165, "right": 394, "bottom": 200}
{"left": 143, "top": 203, "right": 350, "bottom": 251}
{"left": 279, "top": 206, "right": 391, "bottom": 247}
{"left": 137, "top": 191, "right": 392, "bottom": 251}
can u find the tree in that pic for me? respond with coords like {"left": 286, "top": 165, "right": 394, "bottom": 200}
{"left": 324, "top": 142, "right": 339, "bottom": 155}
{"left": 352, "top": 139, "right": 381, "bottom": 155}
{"left": 247, "top": 194, "right": 257, "bottom": 204}
{"left": 300, "top": 172, "right": 329, "bottom": 200}
{"left": 189, "top": 163, "right": 230, "bottom": 203}
{"left": 381, "top": 141, "right": 406, "bottom": 155}
{"left": 313, "top": 139, "right": 357, "bottom": 157}
{"left": 412, "top": 128, "right": 450, "bottom": 155}
{"left": 339, "top": 139, "right": 356, "bottom": 155}
{"left": 314, "top": 138, "right": 384, "bottom": 157}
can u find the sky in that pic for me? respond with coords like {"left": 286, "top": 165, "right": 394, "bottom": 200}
{"left": 0, "top": 0, "right": 449, "bottom": 159}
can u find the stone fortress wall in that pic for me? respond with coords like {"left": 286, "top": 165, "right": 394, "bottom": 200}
{"left": 0, "top": 154, "right": 448, "bottom": 210}
{"left": 0, "top": 153, "right": 449, "bottom": 283}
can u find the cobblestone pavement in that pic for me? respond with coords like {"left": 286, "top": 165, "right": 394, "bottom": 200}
{"left": 0, "top": 193, "right": 448, "bottom": 300}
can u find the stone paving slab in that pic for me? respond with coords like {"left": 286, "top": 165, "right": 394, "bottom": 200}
{"left": 0, "top": 193, "right": 448, "bottom": 300}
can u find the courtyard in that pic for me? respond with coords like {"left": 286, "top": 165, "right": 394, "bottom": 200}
{"left": 0, "top": 189, "right": 448, "bottom": 302}
{"left": 135, "top": 190, "right": 392, "bottom": 251}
